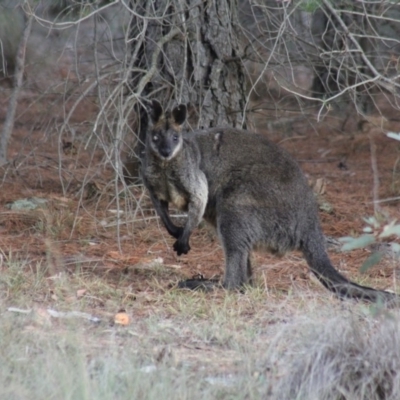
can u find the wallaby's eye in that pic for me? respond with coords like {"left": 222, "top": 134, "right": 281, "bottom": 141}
{"left": 152, "top": 134, "right": 159, "bottom": 142}
{"left": 173, "top": 134, "right": 179, "bottom": 142}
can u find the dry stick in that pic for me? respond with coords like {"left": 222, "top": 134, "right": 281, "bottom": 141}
{"left": 369, "top": 133, "right": 381, "bottom": 214}
{"left": 135, "top": 27, "right": 181, "bottom": 96}
{"left": 32, "top": 0, "right": 120, "bottom": 30}
{"left": 0, "top": 15, "right": 32, "bottom": 166}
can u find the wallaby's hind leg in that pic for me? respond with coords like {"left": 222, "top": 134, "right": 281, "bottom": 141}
{"left": 247, "top": 256, "right": 253, "bottom": 285}
{"left": 218, "top": 212, "right": 252, "bottom": 289}
{"left": 221, "top": 245, "right": 252, "bottom": 289}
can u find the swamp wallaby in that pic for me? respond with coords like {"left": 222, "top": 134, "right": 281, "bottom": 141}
{"left": 141, "top": 100, "right": 397, "bottom": 305}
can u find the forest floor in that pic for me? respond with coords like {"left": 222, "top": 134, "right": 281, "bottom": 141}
{"left": 1, "top": 90, "right": 400, "bottom": 398}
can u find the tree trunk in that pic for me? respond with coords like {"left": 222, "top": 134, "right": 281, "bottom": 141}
{"left": 0, "top": 10, "right": 31, "bottom": 166}
{"left": 129, "top": 0, "right": 247, "bottom": 129}
{"left": 123, "top": 0, "right": 247, "bottom": 181}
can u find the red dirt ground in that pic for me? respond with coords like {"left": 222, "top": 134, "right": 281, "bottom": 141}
{"left": 1, "top": 92, "right": 400, "bottom": 302}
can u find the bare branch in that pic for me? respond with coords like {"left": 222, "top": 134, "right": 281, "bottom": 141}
{"left": 31, "top": 0, "right": 120, "bottom": 30}
{"left": 135, "top": 27, "right": 181, "bottom": 97}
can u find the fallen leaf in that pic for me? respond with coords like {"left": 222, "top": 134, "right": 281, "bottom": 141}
{"left": 114, "top": 311, "right": 130, "bottom": 326}
{"left": 34, "top": 308, "right": 52, "bottom": 327}
{"left": 76, "top": 289, "right": 87, "bottom": 298}
{"left": 314, "top": 177, "right": 326, "bottom": 195}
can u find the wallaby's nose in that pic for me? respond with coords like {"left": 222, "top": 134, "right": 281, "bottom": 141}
{"left": 160, "top": 147, "right": 172, "bottom": 158}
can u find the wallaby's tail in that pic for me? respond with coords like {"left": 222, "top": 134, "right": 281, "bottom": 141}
{"left": 302, "top": 232, "right": 398, "bottom": 306}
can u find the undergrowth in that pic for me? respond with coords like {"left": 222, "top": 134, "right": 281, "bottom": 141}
{"left": 1, "top": 266, "right": 400, "bottom": 400}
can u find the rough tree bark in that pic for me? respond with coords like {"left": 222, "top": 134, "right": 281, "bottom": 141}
{"left": 129, "top": 0, "right": 247, "bottom": 129}
{"left": 123, "top": 0, "right": 247, "bottom": 180}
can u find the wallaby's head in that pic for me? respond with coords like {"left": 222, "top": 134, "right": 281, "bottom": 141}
{"left": 147, "top": 100, "right": 187, "bottom": 161}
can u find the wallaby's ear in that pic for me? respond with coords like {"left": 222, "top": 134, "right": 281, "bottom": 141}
{"left": 150, "top": 100, "right": 163, "bottom": 124}
{"left": 171, "top": 104, "right": 187, "bottom": 126}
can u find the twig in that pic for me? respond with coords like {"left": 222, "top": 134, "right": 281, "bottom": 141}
{"left": 369, "top": 133, "right": 381, "bottom": 214}
{"left": 135, "top": 28, "right": 181, "bottom": 96}
{"left": 322, "top": 0, "right": 400, "bottom": 91}
{"left": 31, "top": 0, "right": 120, "bottom": 30}
{"left": 371, "top": 196, "right": 400, "bottom": 204}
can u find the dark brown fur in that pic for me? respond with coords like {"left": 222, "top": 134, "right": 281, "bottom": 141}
{"left": 141, "top": 101, "right": 399, "bottom": 305}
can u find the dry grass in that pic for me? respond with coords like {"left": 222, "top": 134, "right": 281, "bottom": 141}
{"left": 1, "top": 270, "right": 400, "bottom": 400}
{"left": 267, "top": 307, "right": 400, "bottom": 399}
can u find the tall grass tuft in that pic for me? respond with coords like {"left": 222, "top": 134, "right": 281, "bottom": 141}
{"left": 268, "top": 308, "right": 400, "bottom": 400}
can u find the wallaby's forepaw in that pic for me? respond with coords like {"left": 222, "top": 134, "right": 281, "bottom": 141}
{"left": 173, "top": 239, "right": 190, "bottom": 256}
{"left": 170, "top": 226, "right": 184, "bottom": 240}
